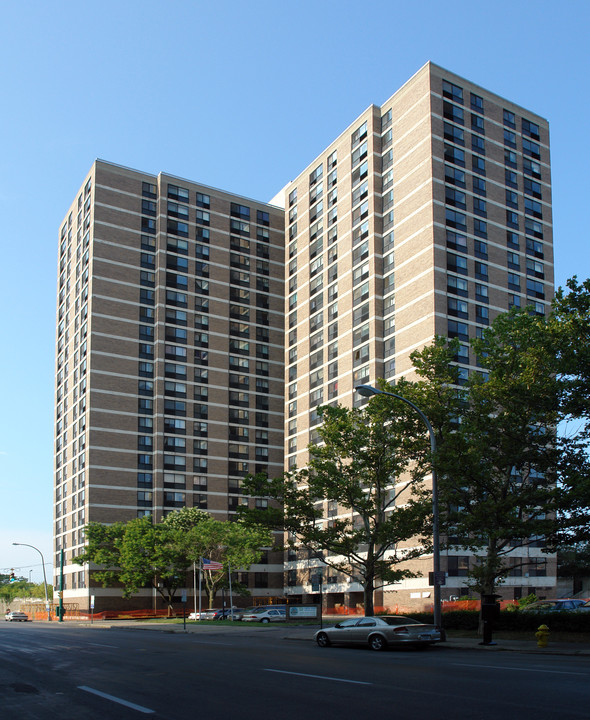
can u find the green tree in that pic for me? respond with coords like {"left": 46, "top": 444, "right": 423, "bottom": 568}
{"left": 241, "top": 397, "right": 433, "bottom": 616}
{"left": 175, "top": 517, "right": 273, "bottom": 608}
{"left": 75, "top": 509, "right": 272, "bottom": 611}
{"left": 74, "top": 516, "right": 189, "bottom": 612}
{"left": 413, "top": 305, "right": 590, "bottom": 599}
{"left": 551, "top": 277, "right": 590, "bottom": 421}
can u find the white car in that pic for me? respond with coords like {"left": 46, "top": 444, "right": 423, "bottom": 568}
{"left": 5, "top": 611, "right": 29, "bottom": 622}
{"left": 315, "top": 616, "right": 442, "bottom": 651}
{"left": 241, "top": 607, "right": 286, "bottom": 623}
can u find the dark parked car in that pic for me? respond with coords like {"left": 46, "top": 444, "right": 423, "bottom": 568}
{"left": 315, "top": 616, "right": 441, "bottom": 651}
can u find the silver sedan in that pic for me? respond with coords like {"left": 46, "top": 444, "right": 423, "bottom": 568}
{"left": 315, "top": 616, "right": 441, "bottom": 651}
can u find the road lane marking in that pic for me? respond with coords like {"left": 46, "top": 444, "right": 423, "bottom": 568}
{"left": 78, "top": 686, "right": 155, "bottom": 713}
{"left": 452, "top": 662, "right": 589, "bottom": 677}
{"left": 264, "top": 669, "right": 372, "bottom": 685}
{"left": 87, "top": 643, "right": 118, "bottom": 648}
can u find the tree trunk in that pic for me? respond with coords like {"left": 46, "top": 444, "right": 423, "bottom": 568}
{"left": 364, "top": 574, "right": 375, "bottom": 616}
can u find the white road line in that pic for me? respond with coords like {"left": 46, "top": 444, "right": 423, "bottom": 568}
{"left": 264, "top": 669, "right": 372, "bottom": 685}
{"left": 78, "top": 686, "right": 155, "bottom": 713}
{"left": 87, "top": 642, "right": 119, "bottom": 648}
{"left": 452, "top": 662, "right": 589, "bottom": 677}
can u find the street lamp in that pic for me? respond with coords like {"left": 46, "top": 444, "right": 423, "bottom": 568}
{"left": 12, "top": 542, "right": 52, "bottom": 622}
{"left": 355, "top": 384, "right": 442, "bottom": 631}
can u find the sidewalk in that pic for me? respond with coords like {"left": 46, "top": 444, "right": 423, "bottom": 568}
{"left": 62, "top": 619, "right": 590, "bottom": 656}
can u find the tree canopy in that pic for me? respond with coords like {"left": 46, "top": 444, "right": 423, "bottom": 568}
{"left": 413, "top": 281, "right": 590, "bottom": 597}
{"left": 75, "top": 509, "right": 273, "bottom": 610}
{"left": 241, "top": 394, "right": 434, "bottom": 616}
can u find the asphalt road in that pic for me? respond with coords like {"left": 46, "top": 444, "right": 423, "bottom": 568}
{"left": 1, "top": 622, "right": 589, "bottom": 719}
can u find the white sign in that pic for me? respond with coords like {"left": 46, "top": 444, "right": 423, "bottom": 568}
{"left": 90, "top": 595, "right": 95, "bottom": 609}
{"left": 289, "top": 606, "right": 318, "bottom": 618}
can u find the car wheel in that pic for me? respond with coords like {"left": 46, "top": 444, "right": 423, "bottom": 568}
{"left": 368, "top": 634, "right": 387, "bottom": 651}
{"left": 261, "top": 618, "right": 270, "bottom": 623}
{"left": 316, "top": 632, "right": 331, "bottom": 648}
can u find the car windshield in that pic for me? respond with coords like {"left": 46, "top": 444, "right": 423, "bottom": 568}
{"left": 381, "top": 617, "right": 420, "bottom": 626}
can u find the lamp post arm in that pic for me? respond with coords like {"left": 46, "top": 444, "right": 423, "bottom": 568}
{"left": 13, "top": 542, "right": 51, "bottom": 622}
{"left": 355, "top": 385, "right": 442, "bottom": 630}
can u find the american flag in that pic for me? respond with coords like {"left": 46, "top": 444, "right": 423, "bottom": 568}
{"left": 202, "top": 558, "right": 223, "bottom": 571}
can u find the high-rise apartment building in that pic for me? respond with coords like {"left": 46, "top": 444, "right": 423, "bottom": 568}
{"left": 54, "top": 160, "right": 285, "bottom": 610}
{"left": 277, "top": 62, "right": 555, "bottom": 610}
{"left": 55, "top": 62, "right": 556, "bottom": 613}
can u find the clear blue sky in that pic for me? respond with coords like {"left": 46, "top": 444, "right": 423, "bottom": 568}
{"left": 1, "top": 0, "right": 588, "bottom": 582}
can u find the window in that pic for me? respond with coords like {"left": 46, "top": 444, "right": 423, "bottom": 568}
{"left": 507, "top": 211, "right": 519, "bottom": 229}
{"left": 524, "top": 178, "right": 542, "bottom": 199}
{"left": 448, "top": 320, "right": 469, "bottom": 341}
{"left": 448, "top": 297, "right": 468, "bottom": 318}
{"left": 445, "top": 165, "right": 465, "bottom": 187}
{"left": 472, "top": 176, "right": 486, "bottom": 196}
{"left": 474, "top": 240, "right": 487, "bottom": 258}
{"left": 475, "top": 261, "right": 488, "bottom": 281}
{"left": 507, "top": 251, "right": 520, "bottom": 270}
{"left": 474, "top": 219, "right": 487, "bottom": 238}
{"left": 523, "top": 157, "right": 541, "bottom": 179}
{"left": 446, "top": 230, "right": 467, "bottom": 252}
{"left": 447, "top": 274, "right": 468, "bottom": 297}
{"left": 447, "top": 253, "right": 468, "bottom": 275}
{"left": 472, "top": 135, "right": 485, "bottom": 154}
{"left": 142, "top": 199, "right": 156, "bottom": 216}
{"left": 524, "top": 197, "right": 543, "bottom": 219}
{"left": 472, "top": 155, "right": 486, "bottom": 175}
{"left": 475, "top": 284, "right": 488, "bottom": 303}
{"left": 444, "top": 122, "right": 464, "bottom": 145}
{"left": 446, "top": 209, "right": 466, "bottom": 231}
{"left": 522, "top": 118, "right": 540, "bottom": 140}
{"left": 523, "top": 138, "right": 540, "bottom": 159}
{"left": 444, "top": 145, "right": 465, "bottom": 167}
{"left": 476, "top": 305, "right": 489, "bottom": 325}
{"left": 505, "top": 170, "right": 518, "bottom": 188}
{"left": 473, "top": 198, "right": 486, "bottom": 217}
{"left": 447, "top": 556, "right": 470, "bottom": 577}
{"left": 526, "top": 278, "right": 545, "bottom": 299}
{"left": 442, "top": 80, "right": 463, "bottom": 104}
{"left": 142, "top": 182, "right": 157, "bottom": 199}
{"left": 446, "top": 188, "right": 466, "bottom": 209}
{"left": 471, "top": 113, "right": 485, "bottom": 134}
{"left": 508, "top": 273, "right": 521, "bottom": 291}
{"left": 505, "top": 150, "right": 517, "bottom": 168}
{"left": 507, "top": 231, "right": 520, "bottom": 249}
{"left": 503, "top": 109, "right": 516, "bottom": 128}
{"left": 526, "top": 258, "right": 545, "bottom": 279}
{"left": 504, "top": 129, "right": 517, "bottom": 148}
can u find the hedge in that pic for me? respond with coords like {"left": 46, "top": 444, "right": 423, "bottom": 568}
{"left": 408, "top": 610, "right": 590, "bottom": 632}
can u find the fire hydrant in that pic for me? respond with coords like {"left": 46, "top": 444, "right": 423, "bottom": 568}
{"left": 535, "top": 624, "right": 550, "bottom": 648}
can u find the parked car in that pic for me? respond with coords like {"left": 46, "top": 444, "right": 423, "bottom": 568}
{"left": 5, "top": 611, "right": 29, "bottom": 622}
{"left": 575, "top": 600, "right": 590, "bottom": 611}
{"left": 315, "top": 616, "right": 442, "bottom": 651}
{"left": 521, "top": 599, "right": 586, "bottom": 612}
{"left": 241, "top": 607, "right": 286, "bottom": 623}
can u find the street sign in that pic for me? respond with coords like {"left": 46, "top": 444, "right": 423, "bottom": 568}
{"left": 181, "top": 590, "right": 187, "bottom": 603}
{"left": 90, "top": 595, "right": 95, "bottom": 609}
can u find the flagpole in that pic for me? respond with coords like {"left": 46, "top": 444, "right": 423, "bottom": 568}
{"left": 228, "top": 561, "right": 234, "bottom": 620}
{"left": 198, "top": 558, "right": 202, "bottom": 621}
{"left": 193, "top": 561, "right": 197, "bottom": 616}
